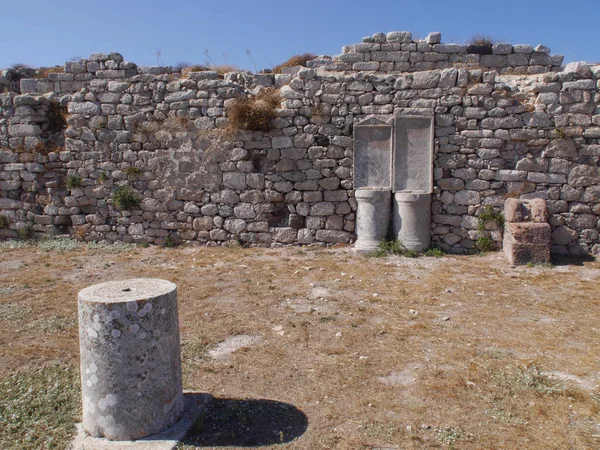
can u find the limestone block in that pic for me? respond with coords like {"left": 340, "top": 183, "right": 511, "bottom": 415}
{"left": 8, "top": 124, "right": 42, "bottom": 137}
{"left": 552, "top": 225, "right": 579, "bottom": 245}
{"left": 504, "top": 198, "right": 548, "bottom": 223}
{"left": 543, "top": 138, "right": 577, "bottom": 158}
{"left": 68, "top": 102, "right": 101, "bottom": 115}
{"left": 410, "top": 71, "right": 441, "bottom": 89}
{"left": 78, "top": 279, "right": 183, "bottom": 440}
{"left": 315, "top": 229, "right": 352, "bottom": 243}
{"left": 505, "top": 222, "right": 552, "bottom": 244}
{"left": 433, "top": 44, "right": 466, "bottom": 53}
{"left": 425, "top": 32, "right": 441, "bottom": 45}
{"left": 273, "top": 227, "right": 297, "bottom": 243}
{"left": 503, "top": 239, "right": 551, "bottom": 265}
{"left": 568, "top": 164, "right": 600, "bottom": 187}
{"left": 386, "top": 31, "right": 412, "bottom": 43}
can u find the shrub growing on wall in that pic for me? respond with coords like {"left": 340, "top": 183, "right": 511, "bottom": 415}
{"left": 113, "top": 186, "right": 140, "bottom": 210}
{"left": 226, "top": 88, "right": 281, "bottom": 132}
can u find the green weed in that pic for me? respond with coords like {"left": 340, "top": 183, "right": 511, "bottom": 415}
{"left": 65, "top": 175, "right": 82, "bottom": 190}
{"left": 112, "top": 186, "right": 140, "bottom": 210}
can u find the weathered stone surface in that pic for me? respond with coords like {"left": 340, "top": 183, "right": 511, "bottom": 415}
{"left": 505, "top": 222, "right": 552, "bottom": 244}
{"left": 273, "top": 227, "right": 297, "bottom": 243}
{"left": 78, "top": 279, "right": 183, "bottom": 440}
{"left": 394, "top": 114, "right": 433, "bottom": 193}
{"left": 354, "top": 189, "right": 391, "bottom": 253}
{"left": 503, "top": 240, "right": 551, "bottom": 265}
{"left": 315, "top": 229, "right": 352, "bottom": 243}
{"left": 8, "top": 124, "right": 42, "bottom": 136}
{"left": 504, "top": 198, "right": 548, "bottom": 223}
{"left": 68, "top": 102, "right": 101, "bottom": 115}
{"left": 544, "top": 138, "right": 577, "bottom": 158}
{"left": 410, "top": 71, "right": 440, "bottom": 89}
{"left": 354, "top": 117, "right": 392, "bottom": 189}
{"left": 454, "top": 190, "right": 480, "bottom": 205}
{"left": 393, "top": 193, "right": 431, "bottom": 251}
{"left": 569, "top": 165, "right": 600, "bottom": 187}
{"left": 552, "top": 225, "right": 579, "bottom": 245}
{"left": 1, "top": 36, "right": 599, "bottom": 253}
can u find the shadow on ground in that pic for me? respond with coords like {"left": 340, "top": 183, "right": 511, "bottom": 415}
{"left": 182, "top": 398, "right": 308, "bottom": 447}
{"left": 552, "top": 253, "right": 597, "bottom": 266}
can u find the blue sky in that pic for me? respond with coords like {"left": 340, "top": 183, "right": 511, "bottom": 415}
{"left": 2, "top": 0, "right": 598, "bottom": 70}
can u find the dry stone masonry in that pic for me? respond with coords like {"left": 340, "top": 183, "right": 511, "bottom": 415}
{"left": 1, "top": 31, "right": 600, "bottom": 255}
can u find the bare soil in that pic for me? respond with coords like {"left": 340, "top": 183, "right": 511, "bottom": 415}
{"left": 1, "top": 243, "right": 600, "bottom": 449}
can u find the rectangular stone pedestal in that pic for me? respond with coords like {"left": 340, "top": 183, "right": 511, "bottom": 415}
{"left": 503, "top": 240, "right": 551, "bottom": 266}
{"left": 503, "top": 222, "right": 551, "bottom": 265}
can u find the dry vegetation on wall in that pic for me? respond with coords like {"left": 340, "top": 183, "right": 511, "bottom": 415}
{"left": 226, "top": 87, "right": 282, "bottom": 132}
{"left": 272, "top": 53, "right": 317, "bottom": 74}
{"left": 177, "top": 63, "right": 240, "bottom": 77}
{"left": 1, "top": 243, "right": 600, "bottom": 449}
{"left": 34, "top": 66, "right": 64, "bottom": 79}
{"left": 467, "top": 34, "right": 497, "bottom": 47}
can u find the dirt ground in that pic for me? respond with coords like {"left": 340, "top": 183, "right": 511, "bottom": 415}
{"left": 1, "top": 241, "right": 600, "bottom": 449}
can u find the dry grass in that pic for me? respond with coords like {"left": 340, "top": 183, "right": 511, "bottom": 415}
{"left": 180, "top": 64, "right": 208, "bottom": 77}
{"left": 1, "top": 243, "right": 600, "bottom": 449}
{"left": 467, "top": 35, "right": 497, "bottom": 47}
{"left": 272, "top": 53, "right": 316, "bottom": 74}
{"left": 35, "top": 65, "right": 64, "bottom": 78}
{"left": 179, "top": 63, "right": 240, "bottom": 78}
{"left": 226, "top": 87, "right": 281, "bottom": 132}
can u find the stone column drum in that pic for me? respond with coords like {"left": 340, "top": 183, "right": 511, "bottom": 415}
{"left": 392, "top": 192, "right": 431, "bottom": 251}
{"left": 78, "top": 278, "right": 184, "bottom": 441}
{"left": 354, "top": 188, "right": 392, "bottom": 253}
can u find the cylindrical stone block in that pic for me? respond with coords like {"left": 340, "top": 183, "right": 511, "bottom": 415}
{"left": 78, "top": 278, "right": 184, "bottom": 441}
{"left": 354, "top": 188, "right": 391, "bottom": 253}
{"left": 393, "top": 192, "right": 431, "bottom": 251}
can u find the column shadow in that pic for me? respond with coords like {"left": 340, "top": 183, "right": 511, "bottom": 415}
{"left": 182, "top": 397, "right": 308, "bottom": 447}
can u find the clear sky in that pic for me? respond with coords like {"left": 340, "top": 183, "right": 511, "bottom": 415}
{"left": 2, "top": 0, "right": 598, "bottom": 71}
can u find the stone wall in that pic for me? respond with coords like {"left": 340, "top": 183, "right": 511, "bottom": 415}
{"left": 1, "top": 31, "right": 599, "bottom": 255}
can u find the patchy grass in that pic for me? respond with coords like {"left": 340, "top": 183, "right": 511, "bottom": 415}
{"left": 1, "top": 245, "right": 600, "bottom": 448}
{"left": 34, "top": 314, "right": 77, "bottom": 333}
{"left": 0, "top": 364, "right": 80, "bottom": 450}
{"left": 423, "top": 246, "right": 445, "bottom": 258}
{"left": 0, "top": 302, "right": 32, "bottom": 320}
{"left": 85, "top": 241, "right": 138, "bottom": 253}
{"left": 38, "top": 236, "right": 79, "bottom": 252}
{"left": 370, "top": 239, "right": 419, "bottom": 258}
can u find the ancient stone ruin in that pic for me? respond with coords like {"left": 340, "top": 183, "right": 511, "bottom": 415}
{"left": 503, "top": 198, "right": 552, "bottom": 265}
{"left": 77, "top": 279, "right": 183, "bottom": 441}
{"left": 1, "top": 31, "right": 599, "bottom": 256}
